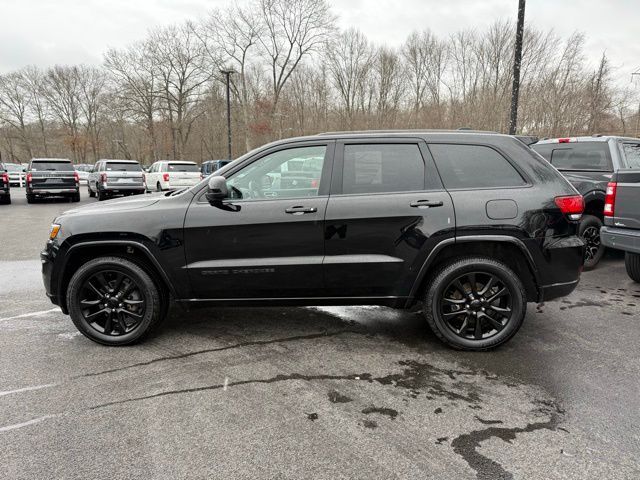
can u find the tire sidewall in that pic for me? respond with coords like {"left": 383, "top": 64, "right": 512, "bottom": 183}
{"left": 67, "top": 258, "right": 159, "bottom": 346}
{"left": 427, "top": 259, "right": 526, "bottom": 350}
{"left": 579, "top": 215, "right": 604, "bottom": 269}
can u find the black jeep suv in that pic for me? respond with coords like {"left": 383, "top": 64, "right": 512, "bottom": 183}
{"left": 42, "top": 131, "right": 585, "bottom": 350}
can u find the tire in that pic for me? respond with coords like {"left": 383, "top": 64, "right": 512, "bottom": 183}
{"left": 26, "top": 193, "right": 34, "bottom": 204}
{"left": 97, "top": 189, "right": 107, "bottom": 201}
{"left": 579, "top": 215, "right": 604, "bottom": 270}
{"left": 72, "top": 192, "right": 80, "bottom": 202}
{"left": 66, "top": 256, "right": 166, "bottom": 346}
{"left": 88, "top": 185, "right": 95, "bottom": 198}
{"left": 625, "top": 252, "right": 640, "bottom": 283}
{"left": 156, "top": 182, "right": 162, "bottom": 192}
{"left": 424, "top": 256, "right": 526, "bottom": 351}
{"left": 0, "top": 195, "right": 10, "bottom": 205}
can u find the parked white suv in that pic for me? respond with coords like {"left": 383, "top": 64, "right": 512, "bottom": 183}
{"left": 145, "top": 161, "right": 202, "bottom": 192}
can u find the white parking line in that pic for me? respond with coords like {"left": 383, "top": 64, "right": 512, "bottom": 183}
{"left": 0, "top": 415, "right": 58, "bottom": 433}
{"left": 0, "top": 308, "right": 61, "bottom": 322}
{"left": 0, "top": 383, "right": 57, "bottom": 397}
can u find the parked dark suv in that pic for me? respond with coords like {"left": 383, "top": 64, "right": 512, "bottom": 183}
{"left": 26, "top": 158, "right": 80, "bottom": 203}
{"left": 0, "top": 163, "right": 10, "bottom": 204}
{"left": 42, "top": 131, "right": 584, "bottom": 350}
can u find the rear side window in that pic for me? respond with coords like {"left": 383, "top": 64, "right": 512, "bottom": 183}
{"left": 622, "top": 143, "right": 640, "bottom": 169}
{"left": 30, "top": 161, "right": 74, "bottom": 172}
{"left": 532, "top": 142, "right": 612, "bottom": 171}
{"left": 105, "top": 162, "right": 141, "bottom": 171}
{"left": 430, "top": 144, "right": 526, "bottom": 189}
{"left": 342, "top": 144, "right": 424, "bottom": 194}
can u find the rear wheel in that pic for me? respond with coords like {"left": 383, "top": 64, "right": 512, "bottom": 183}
{"left": 156, "top": 182, "right": 162, "bottom": 192}
{"left": 424, "top": 257, "right": 526, "bottom": 351}
{"left": 579, "top": 215, "right": 604, "bottom": 270}
{"left": 0, "top": 195, "right": 10, "bottom": 205}
{"left": 97, "top": 189, "right": 108, "bottom": 201}
{"left": 625, "top": 252, "right": 640, "bottom": 283}
{"left": 88, "top": 185, "right": 95, "bottom": 198}
{"left": 71, "top": 192, "right": 80, "bottom": 202}
{"left": 66, "top": 256, "right": 166, "bottom": 346}
{"left": 26, "top": 193, "right": 35, "bottom": 204}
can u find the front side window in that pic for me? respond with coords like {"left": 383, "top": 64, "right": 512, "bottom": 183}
{"left": 622, "top": 143, "right": 640, "bottom": 169}
{"left": 341, "top": 143, "right": 424, "bottom": 195}
{"left": 430, "top": 144, "right": 526, "bottom": 189}
{"left": 226, "top": 145, "right": 327, "bottom": 200}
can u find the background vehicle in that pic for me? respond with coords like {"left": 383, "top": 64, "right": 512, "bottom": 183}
{"left": 145, "top": 160, "right": 201, "bottom": 191}
{"left": 43, "top": 131, "right": 584, "bottom": 350}
{"left": 3, "top": 162, "right": 26, "bottom": 187}
{"left": 26, "top": 158, "right": 79, "bottom": 203}
{"left": 74, "top": 164, "right": 92, "bottom": 184}
{"left": 0, "top": 163, "right": 10, "bottom": 204}
{"left": 600, "top": 169, "right": 640, "bottom": 282}
{"left": 201, "top": 160, "right": 231, "bottom": 177}
{"left": 88, "top": 159, "right": 145, "bottom": 201}
{"left": 532, "top": 136, "right": 640, "bottom": 269}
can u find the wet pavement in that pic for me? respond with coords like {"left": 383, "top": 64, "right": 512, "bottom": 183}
{"left": 1, "top": 188, "right": 639, "bottom": 479}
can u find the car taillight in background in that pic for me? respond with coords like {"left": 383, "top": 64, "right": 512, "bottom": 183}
{"left": 26, "top": 173, "right": 32, "bottom": 184}
{"left": 604, "top": 182, "right": 617, "bottom": 217}
{"left": 310, "top": 179, "right": 319, "bottom": 188}
{"left": 163, "top": 173, "right": 170, "bottom": 182}
{"left": 100, "top": 173, "right": 107, "bottom": 183}
{"left": 73, "top": 171, "right": 79, "bottom": 183}
{"left": 554, "top": 195, "right": 584, "bottom": 221}
{"left": 1, "top": 172, "right": 8, "bottom": 185}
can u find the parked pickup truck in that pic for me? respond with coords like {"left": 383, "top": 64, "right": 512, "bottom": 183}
{"left": 26, "top": 158, "right": 80, "bottom": 203}
{"left": 532, "top": 136, "right": 640, "bottom": 269}
{"left": 600, "top": 170, "right": 640, "bottom": 282}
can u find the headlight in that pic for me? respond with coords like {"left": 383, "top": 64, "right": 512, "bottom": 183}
{"left": 49, "top": 223, "right": 61, "bottom": 240}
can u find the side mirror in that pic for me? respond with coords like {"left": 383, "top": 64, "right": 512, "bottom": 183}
{"left": 206, "top": 175, "right": 228, "bottom": 203}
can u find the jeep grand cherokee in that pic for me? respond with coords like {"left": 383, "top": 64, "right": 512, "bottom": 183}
{"left": 41, "top": 131, "right": 585, "bottom": 350}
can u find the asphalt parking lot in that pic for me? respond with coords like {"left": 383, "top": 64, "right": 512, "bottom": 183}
{"left": 1, "top": 187, "right": 639, "bottom": 479}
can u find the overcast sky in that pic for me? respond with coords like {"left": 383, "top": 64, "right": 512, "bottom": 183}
{"left": 0, "top": 0, "right": 638, "bottom": 84}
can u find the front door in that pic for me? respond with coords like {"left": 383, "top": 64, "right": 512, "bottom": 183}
{"left": 183, "top": 142, "right": 334, "bottom": 299}
{"left": 323, "top": 139, "right": 455, "bottom": 299}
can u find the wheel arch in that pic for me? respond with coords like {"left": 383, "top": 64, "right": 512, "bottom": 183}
{"left": 407, "top": 236, "right": 540, "bottom": 307}
{"left": 56, "top": 240, "right": 175, "bottom": 313}
{"left": 582, "top": 190, "right": 605, "bottom": 219}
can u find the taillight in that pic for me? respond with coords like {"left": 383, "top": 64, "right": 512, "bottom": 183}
{"left": 100, "top": 173, "right": 107, "bottom": 183}
{"left": 554, "top": 195, "right": 584, "bottom": 221}
{"left": 1, "top": 172, "right": 8, "bottom": 184}
{"left": 26, "top": 173, "right": 32, "bottom": 184}
{"left": 558, "top": 138, "right": 572, "bottom": 143}
{"left": 163, "top": 173, "right": 170, "bottom": 182}
{"left": 73, "top": 171, "right": 79, "bottom": 183}
{"left": 604, "top": 182, "right": 617, "bottom": 217}
{"left": 310, "top": 179, "right": 319, "bottom": 188}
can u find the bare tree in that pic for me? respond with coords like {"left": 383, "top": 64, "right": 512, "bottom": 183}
{"left": 0, "top": 70, "right": 33, "bottom": 160}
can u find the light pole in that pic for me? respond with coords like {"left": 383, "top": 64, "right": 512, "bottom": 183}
{"left": 509, "top": 0, "right": 526, "bottom": 135}
{"left": 633, "top": 71, "right": 640, "bottom": 137}
{"left": 220, "top": 68, "right": 235, "bottom": 160}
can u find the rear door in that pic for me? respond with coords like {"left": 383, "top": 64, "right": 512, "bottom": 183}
{"left": 183, "top": 141, "right": 334, "bottom": 299}
{"left": 323, "top": 138, "right": 455, "bottom": 298}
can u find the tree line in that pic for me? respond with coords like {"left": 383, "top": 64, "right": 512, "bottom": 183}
{"left": 0, "top": 0, "right": 637, "bottom": 165}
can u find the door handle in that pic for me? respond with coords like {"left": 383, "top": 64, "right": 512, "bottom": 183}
{"left": 410, "top": 199, "right": 444, "bottom": 208}
{"left": 285, "top": 206, "right": 318, "bottom": 215}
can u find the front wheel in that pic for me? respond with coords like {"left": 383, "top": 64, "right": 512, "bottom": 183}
{"left": 579, "top": 215, "right": 604, "bottom": 270}
{"left": 66, "top": 256, "right": 166, "bottom": 345}
{"left": 424, "top": 256, "right": 526, "bottom": 351}
{"left": 625, "top": 252, "right": 640, "bottom": 283}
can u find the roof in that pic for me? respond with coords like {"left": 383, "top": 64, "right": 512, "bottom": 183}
{"left": 535, "top": 135, "right": 640, "bottom": 144}
{"left": 97, "top": 159, "right": 139, "bottom": 163}
{"left": 156, "top": 160, "right": 197, "bottom": 164}
{"left": 31, "top": 158, "right": 71, "bottom": 162}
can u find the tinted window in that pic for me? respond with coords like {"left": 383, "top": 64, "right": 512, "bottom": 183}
{"left": 622, "top": 143, "right": 640, "bottom": 169}
{"left": 532, "top": 142, "right": 612, "bottom": 171}
{"left": 168, "top": 163, "right": 198, "bottom": 172}
{"left": 30, "top": 161, "right": 74, "bottom": 172}
{"left": 430, "top": 144, "right": 526, "bottom": 189}
{"left": 342, "top": 144, "right": 424, "bottom": 194}
{"left": 105, "top": 162, "right": 141, "bottom": 171}
{"left": 227, "top": 145, "right": 326, "bottom": 200}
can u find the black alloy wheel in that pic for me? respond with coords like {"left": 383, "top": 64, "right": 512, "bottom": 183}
{"left": 77, "top": 270, "right": 146, "bottom": 336}
{"left": 438, "top": 272, "right": 512, "bottom": 341}
{"left": 579, "top": 215, "right": 604, "bottom": 270}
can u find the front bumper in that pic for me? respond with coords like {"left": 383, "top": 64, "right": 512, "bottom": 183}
{"left": 41, "top": 248, "right": 61, "bottom": 309}
{"left": 601, "top": 226, "right": 640, "bottom": 254}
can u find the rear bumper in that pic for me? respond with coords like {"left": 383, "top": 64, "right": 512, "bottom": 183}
{"left": 601, "top": 226, "right": 640, "bottom": 254}
{"left": 102, "top": 185, "right": 145, "bottom": 193}
{"left": 539, "top": 279, "right": 579, "bottom": 302}
{"left": 29, "top": 188, "right": 78, "bottom": 195}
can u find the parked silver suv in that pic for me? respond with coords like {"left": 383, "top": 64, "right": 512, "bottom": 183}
{"left": 87, "top": 159, "right": 145, "bottom": 201}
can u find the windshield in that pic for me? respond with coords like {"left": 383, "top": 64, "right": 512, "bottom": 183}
{"left": 168, "top": 163, "right": 198, "bottom": 172}
{"left": 105, "top": 162, "right": 142, "bottom": 172}
{"left": 30, "top": 161, "right": 74, "bottom": 172}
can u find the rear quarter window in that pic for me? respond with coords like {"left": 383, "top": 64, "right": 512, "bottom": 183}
{"left": 621, "top": 143, "right": 640, "bottom": 169}
{"left": 429, "top": 144, "right": 526, "bottom": 190}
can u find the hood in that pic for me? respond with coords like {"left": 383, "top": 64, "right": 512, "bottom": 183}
{"left": 61, "top": 193, "right": 164, "bottom": 216}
